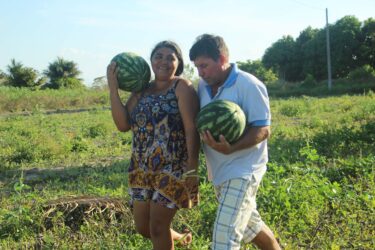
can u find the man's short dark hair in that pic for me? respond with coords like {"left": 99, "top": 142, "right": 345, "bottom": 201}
{"left": 189, "top": 34, "right": 229, "bottom": 61}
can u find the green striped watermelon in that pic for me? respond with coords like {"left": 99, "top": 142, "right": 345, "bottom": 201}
{"left": 111, "top": 52, "right": 151, "bottom": 92}
{"left": 196, "top": 100, "right": 246, "bottom": 144}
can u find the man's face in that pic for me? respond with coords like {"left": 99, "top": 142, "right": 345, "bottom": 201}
{"left": 193, "top": 56, "right": 225, "bottom": 87}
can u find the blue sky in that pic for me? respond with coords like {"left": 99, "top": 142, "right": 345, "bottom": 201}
{"left": 1, "top": 0, "right": 374, "bottom": 85}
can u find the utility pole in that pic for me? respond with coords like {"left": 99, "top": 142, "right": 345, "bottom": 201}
{"left": 326, "top": 8, "right": 332, "bottom": 91}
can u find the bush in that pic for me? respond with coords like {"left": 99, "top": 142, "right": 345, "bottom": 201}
{"left": 347, "top": 65, "right": 375, "bottom": 81}
{"left": 237, "top": 60, "right": 278, "bottom": 84}
{"left": 43, "top": 77, "right": 85, "bottom": 89}
{"left": 300, "top": 74, "right": 317, "bottom": 88}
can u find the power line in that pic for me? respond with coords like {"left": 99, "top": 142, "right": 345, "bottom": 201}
{"left": 287, "top": 0, "right": 324, "bottom": 11}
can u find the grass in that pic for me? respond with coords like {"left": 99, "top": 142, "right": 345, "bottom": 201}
{"left": 267, "top": 78, "right": 375, "bottom": 98}
{"left": 0, "top": 87, "right": 374, "bottom": 249}
{"left": 0, "top": 86, "right": 129, "bottom": 114}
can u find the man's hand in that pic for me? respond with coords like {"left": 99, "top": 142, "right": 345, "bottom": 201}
{"left": 200, "top": 130, "right": 234, "bottom": 155}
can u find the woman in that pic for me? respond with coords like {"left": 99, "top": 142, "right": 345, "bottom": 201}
{"left": 107, "top": 40, "right": 200, "bottom": 250}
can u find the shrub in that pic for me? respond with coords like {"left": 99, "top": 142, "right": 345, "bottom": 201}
{"left": 237, "top": 60, "right": 278, "bottom": 84}
{"left": 347, "top": 65, "right": 375, "bottom": 81}
{"left": 43, "top": 77, "right": 85, "bottom": 89}
{"left": 300, "top": 74, "right": 317, "bottom": 88}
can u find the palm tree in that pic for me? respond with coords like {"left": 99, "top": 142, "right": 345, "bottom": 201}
{"left": 6, "top": 59, "right": 46, "bottom": 87}
{"left": 44, "top": 57, "right": 84, "bottom": 89}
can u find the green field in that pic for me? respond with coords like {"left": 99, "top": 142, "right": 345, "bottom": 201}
{"left": 0, "top": 88, "right": 374, "bottom": 249}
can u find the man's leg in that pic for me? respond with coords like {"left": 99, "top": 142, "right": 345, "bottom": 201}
{"left": 251, "top": 224, "right": 281, "bottom": 250}
{"left": 212, "top": 178, "right": 255, "bottom": 250}
{"left": 240, "top": 180, "right": 281, "bottom": 250}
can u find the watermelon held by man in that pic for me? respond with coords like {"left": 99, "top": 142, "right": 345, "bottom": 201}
{"left": 111, "top": 52, "right": 151, "bottom": 92}
{"left": 196, "top": 100, "right": 246, "bottom": 144}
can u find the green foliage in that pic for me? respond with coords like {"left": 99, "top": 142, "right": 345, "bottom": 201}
{"left": 360, "top": 18, "right": 375, "bottom": 67}
{"left": 0, "top": 174, "right": 40, "bottom": 241}
{"left": 237, "top": 60, "right": 278, "bottom": 84}
{"left": 4, "top": 59, "right": 46, "bottom": 88}
{"left": 91, "top": 76, "right": 108, "bottom": 90}
{"left": 267, "top": 77, "right": 375, "bottom": 98}
{"left": 44, "top": 77, "right": 85, "bottom": 89}
{"left": 312, "top": 120, "right": 375, "bottom": 158}
{"left": 1, "top": 93, "right": 374, "bottom": 249}
{"left": 44, "top": 57, "right": 83, "bottom": 89}
{"left": 300, "top": 73, "right": 317, "bottom": 88}
{"left": 262, "top": 35, "right": 296, "bottom": 81}
{"left": 329, "top": 16, "right": 362, "bottom": 78}
{"left": 0, "top": 111, "right": 130, "bottom": 170}
{"left": 262, "top": 15, "right": 373, "bottom": 82}
{"left": 347, "top": 64, "right": 375, "bottom": 81}
{"left": 0, "top": 86, "right": 121, "bottom": 113}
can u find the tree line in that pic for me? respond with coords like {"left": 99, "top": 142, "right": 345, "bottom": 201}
{"left": 0, "top": 57, "right": 84, "bottom": 89}
{"left": 260, "top": 15, "right": 375, "bottom": 82}
{"left": 1, "top": 15, "right": 374, "bottom": 89}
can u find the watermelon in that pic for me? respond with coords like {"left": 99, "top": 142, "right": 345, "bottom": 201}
{"left": 196, "top": 100, "right": 246, "bottom": 144}
{"left": 111, "top": 52, "right": 151, "bottom": 92}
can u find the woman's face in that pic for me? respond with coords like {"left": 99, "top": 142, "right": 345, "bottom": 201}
{"left": 151, "top": 47, "right": 179, "bottom": 81}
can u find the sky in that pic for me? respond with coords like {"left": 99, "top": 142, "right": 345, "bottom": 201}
{"left": 1, "top": 0, "right": 374, "bottom": 86}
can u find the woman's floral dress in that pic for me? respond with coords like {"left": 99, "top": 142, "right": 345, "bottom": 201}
{"left": 128, "top": 81, "right": 198, "bottom": 209}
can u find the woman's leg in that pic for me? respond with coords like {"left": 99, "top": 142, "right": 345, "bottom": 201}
{"left": 132, "top": 201, "right": 151, "bottom": 238}
{"left": 149, "top": 202, "right": 177, "bottom": 250}
{"left": 133, "top": 200, "right": 192, "bottom": 247}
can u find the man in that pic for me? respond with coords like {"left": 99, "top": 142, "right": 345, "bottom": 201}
{"left": 189, "top": 34, "right": 281, "bottom": 250}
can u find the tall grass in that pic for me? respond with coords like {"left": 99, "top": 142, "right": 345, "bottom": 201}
{"left": 0, "top": 86, "right": 129, "bottom": 113}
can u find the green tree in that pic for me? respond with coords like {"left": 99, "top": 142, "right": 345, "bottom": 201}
{"left": 262, "top": 35, "right": 296, "bottom": 81}
{"left": 359, "top": 18, "right": 375, "bottom": 68}
{"left": 44, "top": 57, "right": 84, "bottom": 89}
{"left": 302, "top": 29, "right": 327, "bottom": 81}
{"left": 91, "top": 76, "right": 108, "bottom": 90}
{"left": 237, "top": 59, "right": 278, "bottom": 84}
{"left": 329, "top": 15, "right": 362, "bottom": 78}
{"left": 5, "top": 59, "right": 46, "bottom": 88}
{"left": 295, "top": 27, "right": 319, "bottom": 81}
{"left": 261, "top": 15, "right": 368, "bottom": 82}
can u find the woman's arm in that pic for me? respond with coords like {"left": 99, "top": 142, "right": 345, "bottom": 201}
{"left": 175, "top": 78, "right": 200, "bottom": 172}
{"left": 107, "top": 62, "right": 131, "bottom": 132}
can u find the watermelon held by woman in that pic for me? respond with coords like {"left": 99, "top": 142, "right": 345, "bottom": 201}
{"left": 196, "top": 100, "right": 246, "bottom": 144}
{"left": 111, "top": 52, "right": 151, "bottom": 92}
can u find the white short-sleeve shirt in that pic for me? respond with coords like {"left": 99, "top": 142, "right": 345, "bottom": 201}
{"left": 198, "top": 63, "right": 271, "bottom": 186}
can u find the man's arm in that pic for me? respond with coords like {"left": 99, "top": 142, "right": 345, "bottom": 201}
{"left": 200, "top": 125, "right": 270, "bottom": 155}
